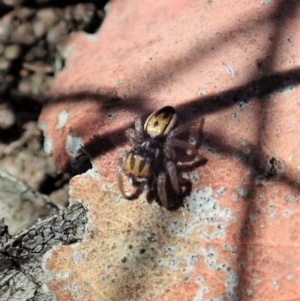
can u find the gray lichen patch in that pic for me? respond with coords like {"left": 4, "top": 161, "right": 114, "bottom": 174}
{"left": 217, "top": 187, "right": 227, "bottom": 196}
{"left": 199, "top": 247, "right": 239, "bottom": 301}
{"left": 55, "top": 110, "right": 70, "bottom": 129}
{"left": 44, "top": 137, "right": 54, "bottom": 154}
{"left": 235, "top": 185, "right": 249, "bottom": 198}
{"left": 65, "top": 135, "right": 91, "bottom": 172}
{"left": 80, "top": 184, "right": 237, "bottom": 301}
{"left": 261, "top": 0, "right": 271, "bottom": 5}
{"left": 224, "top": 64, "right": 235, "bottom": 78}
{"left": 73, "top": 252, "right": 84, "bottom": 265}
{"left": 183, "top": 187, "right": 232, "bottom": 240}
{"left": 66, "top": 135, "right": 84, "bottom": 158}
{"left": 189, "top": 171, "right": 200, "bottom": 184}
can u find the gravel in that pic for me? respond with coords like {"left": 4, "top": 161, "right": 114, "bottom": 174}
{"left": 0, "top": 1, "right": 106, "bottom": 229}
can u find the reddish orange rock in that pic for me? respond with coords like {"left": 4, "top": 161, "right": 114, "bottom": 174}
{"left": 39, "top": 0, "right": 300, "bottom": 300}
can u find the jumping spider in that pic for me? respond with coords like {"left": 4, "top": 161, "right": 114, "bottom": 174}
{"left": 117, "top": 106, "right": 204, "bottom": 210}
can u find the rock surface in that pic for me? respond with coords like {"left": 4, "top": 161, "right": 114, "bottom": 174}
{"left": 38, "top": 0, "right": 300, "bottom": 300}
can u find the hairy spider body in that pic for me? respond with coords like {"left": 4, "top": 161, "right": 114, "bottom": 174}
{"left": 117, "top": 106, "right": 204, "bottom": 210}
{"left": 124, "top": 150, "right": 152, "bottom": 179}
{"left": 123, "top": 141, "right": 161, "bottom": 179}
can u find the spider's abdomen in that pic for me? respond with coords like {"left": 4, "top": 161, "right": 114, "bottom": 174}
{"left": 144, "top": 106, "right": 177, "bottom": 138}
{"left": 123, "top": 151, "right": 153, "bottom": 178}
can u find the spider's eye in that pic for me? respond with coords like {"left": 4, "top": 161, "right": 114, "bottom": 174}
{"left": 144, "top": 106, "right": 177, "bottom": 138}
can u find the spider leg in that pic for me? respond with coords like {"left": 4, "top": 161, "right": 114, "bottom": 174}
{"left": 164, "top": 137, "right": 198, "bottom": 161}
{"left": 117, "top": 171, "right": 142, "bottom": 200}
{"left": 134, "top": 117, "right": 144, "bottom": 141}
{"left": 117, "top": 150, "right": 142, "bottom": 199}
{"left": 125, "top": 117, "right": 144, "bottom": 146}
{"left": 168, "top": 138, "right": 197, "bottom": 152}
{"left": 157, "top": 172, "right": 168, "bottom": 208}
{"left": 168, "top": 117, "right": 204, "bottom": 139}
{"left": 125, "top": 128, "right": 139, "bottom": 146}
{"left": 165, "top": 161, "right": 181, "bottom": 194}
{"left": 145, "top": 175, "right": 157, "bottom": 203}
{"left": 165, "top": 118, "right": 204, "bottom": 160}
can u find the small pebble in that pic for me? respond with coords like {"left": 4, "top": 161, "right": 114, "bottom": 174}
{"left": 0, "top": 43, "right": 5, "bottom": 55}
{"left": 30, "top": 73, "right": 44, "bottom": 95}
{"left": 32, "top": 20, "right": 46, "bottom": 38}
{"left": 0, "top": 58, "right": 11, "bottom": 71}
{"left": 4, "top": 44, "right": 21, "bottom": 61}
{"left": 36, "top": 8, "right": 59, "bottom": 28}
{"left": 46, "top": 22, "right": 68, "bottom": 45}
{"left": 3, "top": 0, "right": 24, "bottom": 6}
{"left": 0, "top": 103, "right": 16, "bottom": 129}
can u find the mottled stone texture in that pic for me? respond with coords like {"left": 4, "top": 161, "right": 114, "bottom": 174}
{"left": 38, "top": 0, "right": 300, "bottom": 300}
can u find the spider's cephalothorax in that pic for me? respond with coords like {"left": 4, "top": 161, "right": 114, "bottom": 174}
{"left": 117, "top": 106, "right": 204, "bottom": 210}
